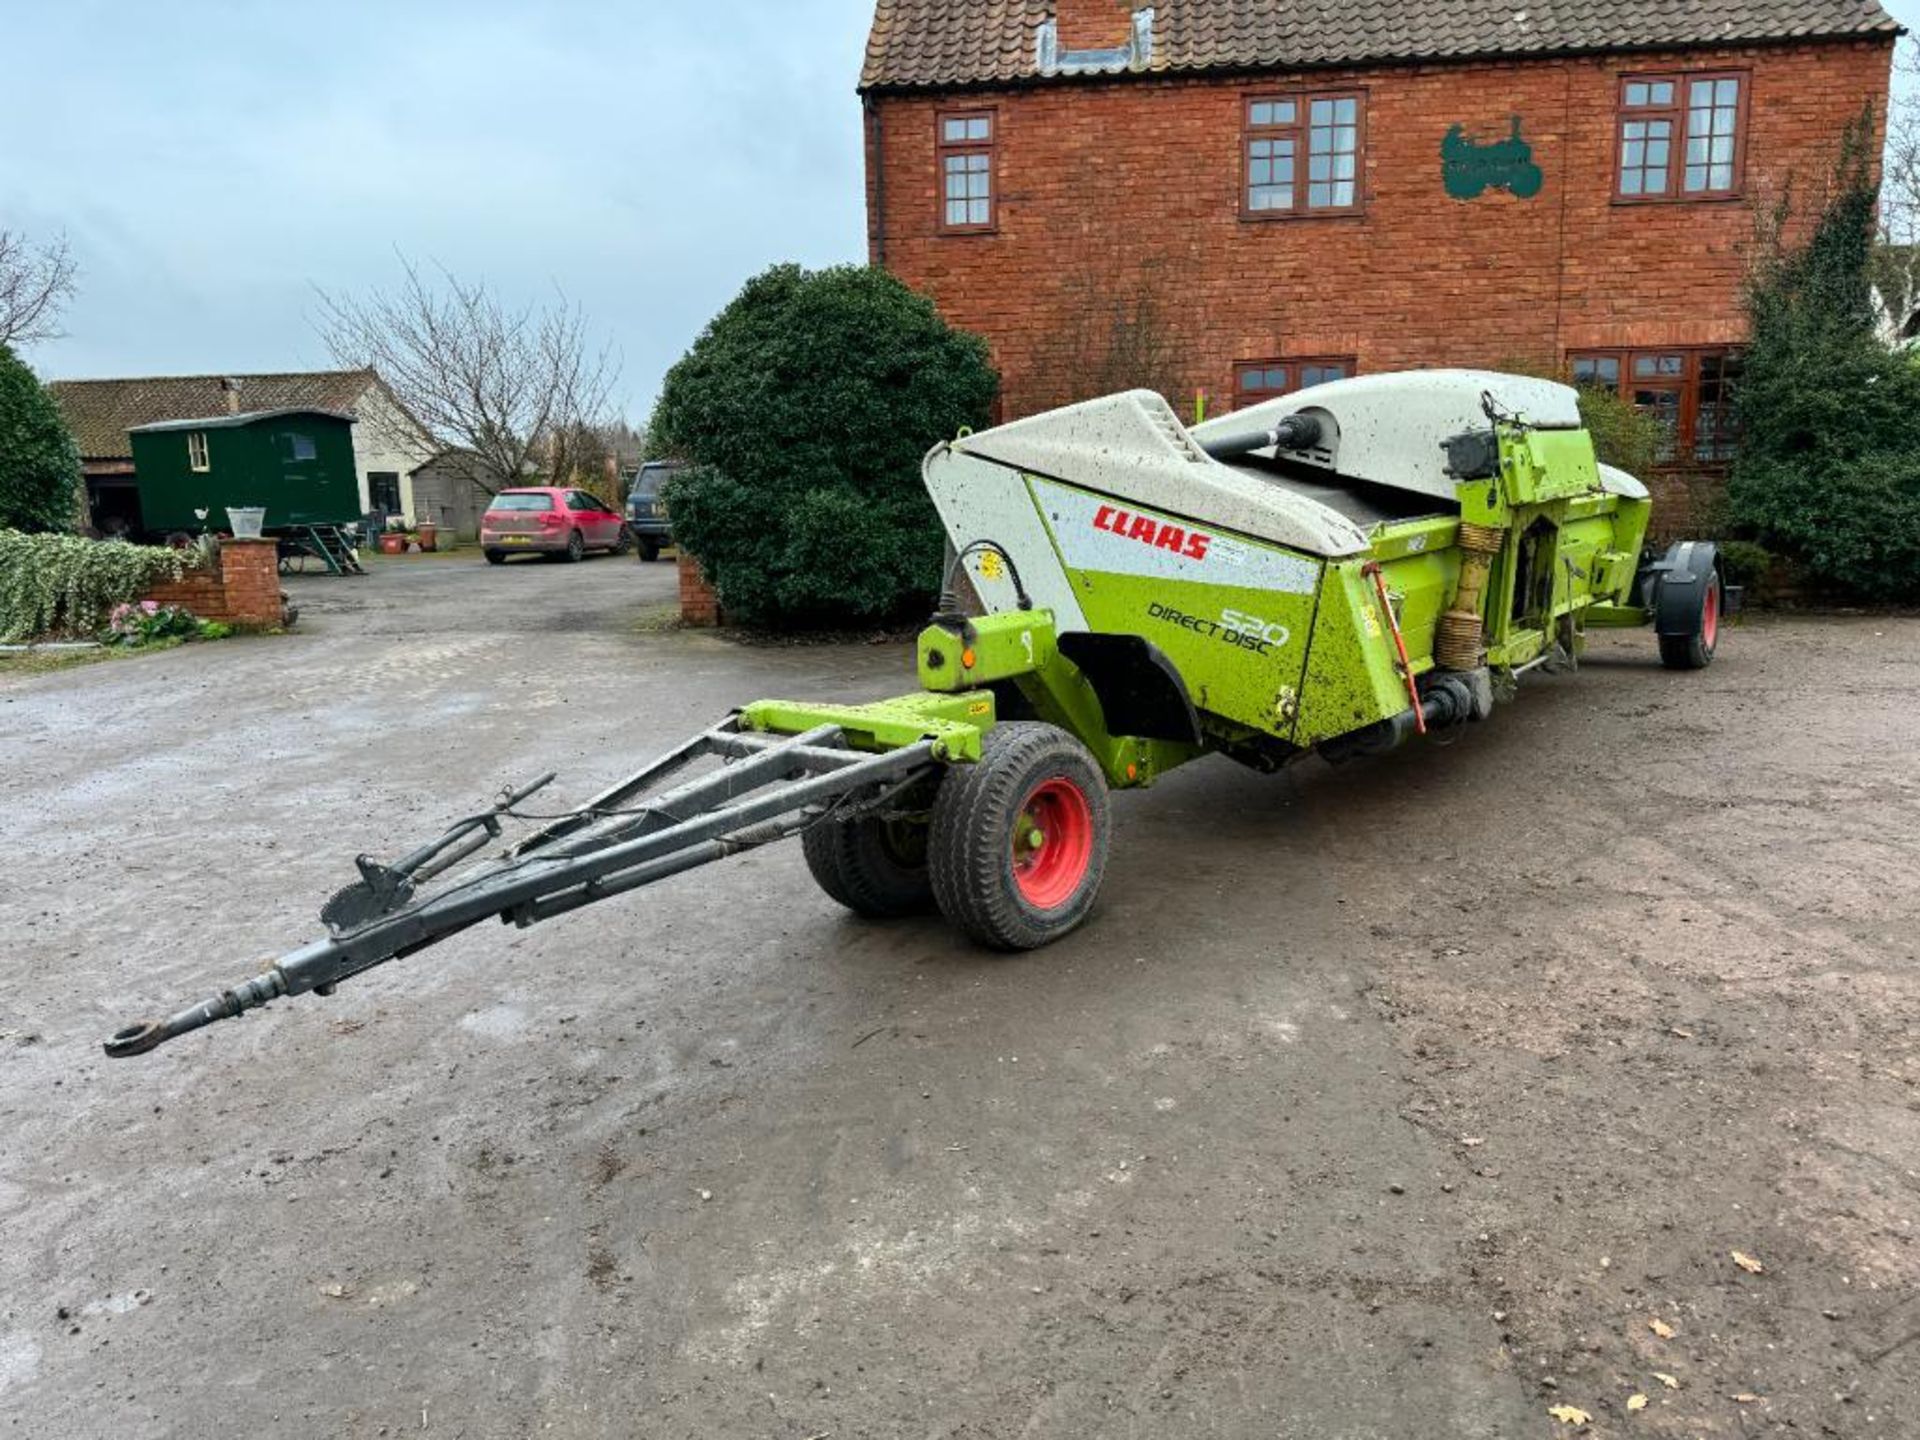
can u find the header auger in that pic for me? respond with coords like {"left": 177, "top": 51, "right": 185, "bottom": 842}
{"left": 106, "top": 369, "right": 1735, "bottom": 1059}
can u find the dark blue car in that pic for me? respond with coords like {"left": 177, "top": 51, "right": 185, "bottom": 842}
{"left": 625, "top": 461, "right": 681, "bottom": 562}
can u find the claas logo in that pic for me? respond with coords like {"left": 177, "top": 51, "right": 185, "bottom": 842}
{"left": 1092, "top": 505, "right": 1211, "bottom": 561}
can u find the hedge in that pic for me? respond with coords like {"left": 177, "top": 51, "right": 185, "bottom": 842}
{"left": 0, "top": 530, "right": 196, "bottom": 642}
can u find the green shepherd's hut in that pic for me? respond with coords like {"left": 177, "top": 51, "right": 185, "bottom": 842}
{"left": 127, "top": 407, "right": 364, "bottom": 572}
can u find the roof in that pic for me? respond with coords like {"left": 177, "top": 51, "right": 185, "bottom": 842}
{"left": 128, "top": 408, "right": 357, "bottom": 435}
{"left": 48, "top": 369, "right": 379, "bottom": 459}
{"left": 860, "top": 0, "right": 1903, "bottom": 91}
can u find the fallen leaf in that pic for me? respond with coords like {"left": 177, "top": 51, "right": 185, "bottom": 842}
{"left": 1731, "top": 1250, "right": 1766, "bottom": 1274}
{"left": 1460, "top": 1137, "right": 1486, "bottom": 1147}
{"left": 1627, "top": 1393, "right": 1649, "bottom": 1412}
{"left": 1670, "top": 1027, "right": 1694, "bottom": 1039}
{"left": 1732, "top": 1392, "right": 1762, "bottom": 1404}
{"left": 1654, "top": 1372, "right": 1680, "bottom": 1390}
{"left": 1547, "top": 1405, "right": 1592, "bottom": 1426}
{"left": 1649, "top": 1317, "right": 1677, "bottom": 1339}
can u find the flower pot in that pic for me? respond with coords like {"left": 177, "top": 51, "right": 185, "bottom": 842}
{"left": 378, "top": 532, "right": 406, "bottom": 555}
{"left": 416, "top": 523, "right": 438, "bottom": 553}
{"left": 227, "top": 506, "right": 267, "bottom": 539}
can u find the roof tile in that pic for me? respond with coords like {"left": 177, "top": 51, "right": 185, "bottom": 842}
{"left": 861, "top": 0, "right": 1900, "bottom": 90}
{"left": 48, "top": 370, "right": 378, "bottom": 460}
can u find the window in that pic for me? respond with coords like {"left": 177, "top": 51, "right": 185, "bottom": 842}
{"left": 1232, "top": 357, "right": 1356, "bottom": 409}
{"left": 486, "top": 491, "right": 552, "bottom": 512}
{"left": 1244, "top": 92, "right": 1363, "bottom": 217}
{"left": 278, "top": 432, "right": 317, "bottom": 463}
{"left": 937, "top": 111, "right": 995, "bottom": 232}
{"left": 368, "top": 473, "right": 403, "bottom": 515}
{"left": 568, "top": 490, "right": 608, "bottom": 514}
{"left": 1571, "top": 348, "right": 1743, "bottom": 463}
{"left": 186, "top": 431, "right": 209, "bottom": 472}
{"left": 1616, "top": 72, "right": 1745, "bottom": 200}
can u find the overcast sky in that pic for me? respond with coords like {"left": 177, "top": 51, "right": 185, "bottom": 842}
{"left": 4, "top": 0, "right": 1915, "bottom": 422}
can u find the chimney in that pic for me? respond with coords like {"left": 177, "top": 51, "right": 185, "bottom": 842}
{"left": 1055, "top": 0, "right": 1133, "bottom": 52}
{"left": 220, "top": 377, "right": 243, "bottom": 414}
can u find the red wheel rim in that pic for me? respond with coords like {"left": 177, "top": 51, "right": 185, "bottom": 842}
{"left": 1011, "top": 778, "right": 1094, "bottom": 910}
{"left": 1702, "top": 576, "right": 1720, "bottom": 650}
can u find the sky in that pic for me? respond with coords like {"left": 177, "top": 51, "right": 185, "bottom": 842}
{"left": 3, "top": 0, "right": 1916, "bottom": 423}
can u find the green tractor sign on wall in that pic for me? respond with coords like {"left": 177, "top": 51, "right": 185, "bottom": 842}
{"left": 1442, "top": 117, "right": 1544, "bottom": 200}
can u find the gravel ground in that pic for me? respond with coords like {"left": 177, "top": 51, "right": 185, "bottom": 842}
{"left": 1, "top": 553, "right": 1916, "bottom": 1439}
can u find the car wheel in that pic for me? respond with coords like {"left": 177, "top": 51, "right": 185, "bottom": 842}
{"left": 564, "top": 529, "right": 585, "bottom": 563}
{"left": 484, "top": 549, "right": 506, "bottom": 566}
{"left": 638, "top": 539, "right": 661, "bottom": 563}
{"left": 612, "top": 526, "right": 634, "bottom": 557}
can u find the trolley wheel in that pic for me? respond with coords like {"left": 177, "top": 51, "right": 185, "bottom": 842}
{"left": 484, "top": 549, "right": 507, "bottom": 566}
{"left": 929, "top": 722, "right": 1110, "bottom": 951}
{"left": 802, "top": 815, "right": 933, "bottom": 918}
{"left": 1659, "top": 569, "right": 1722, "bottom": 671}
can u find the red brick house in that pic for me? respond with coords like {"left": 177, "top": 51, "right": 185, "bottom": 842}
{"left": 859, "top": 0, "right": 1902, "bottom": 524}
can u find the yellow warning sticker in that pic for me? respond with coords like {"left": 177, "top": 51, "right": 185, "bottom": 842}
{"left": 979, "top": 551, "right": 1004, "bottom": 581}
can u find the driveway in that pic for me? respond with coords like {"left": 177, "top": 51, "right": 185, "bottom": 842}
{"left": 2, "top": 564, "right": 1917, "bottom": 1439}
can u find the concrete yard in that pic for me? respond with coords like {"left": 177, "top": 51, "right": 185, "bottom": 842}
{"left": 2, "top": 554, "right": 1917, "bottom": 1438}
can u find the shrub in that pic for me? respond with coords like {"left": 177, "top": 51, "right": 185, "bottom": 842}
{"left": 104, "top": 601, "right": 203, "bottom": 648}
{"left": 650, "top": 264, "right": 998, "bottom": 627}
{"left": 0, "top": 530, "right": 193, "bottom": 642}
{"left": 0, "top": 344, "right": 81, "bottom": 533}
{"left": 1725, "top": 113, "right": 1920, "bottom": 601}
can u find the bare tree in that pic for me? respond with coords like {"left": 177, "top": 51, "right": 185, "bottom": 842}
{"left": 1873, "top": 41, "right": 1920, "bottom": 346}
{"left": 1030, "top": 252, "right": 1200, "bottom": 415}
{"left": 315, "top": 257, "right": 618, "bottom": 495}
{"left": 0, "top": 230, "right": 78, "bottom": 350}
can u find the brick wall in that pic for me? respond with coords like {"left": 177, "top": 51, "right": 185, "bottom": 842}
{"left": 143, "top": 538, "right": 286, "bottom": 629}
{"left": 868, "top": 39, "right": 1895, "bottom": 528}
{"left": 678, "top": 550, "right": 722, "bottom": 626}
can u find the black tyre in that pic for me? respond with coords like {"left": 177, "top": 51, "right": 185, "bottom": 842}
{"left": 564, "top": 529, "right": 585, "bottom": 563}
{"left": 1659, "top": 568, "right": 1722, "bottom": 671}
{"left": 929, "top": 722, "right": 1110, "bottom": 951}
{"left": 484, "top": 549, "right": 507, "bottom": 566}
{"left": 612, "top": 525, "right": 634, "bottom": 557}
{"left": 803, "top": 815, "right": 933, "bottom": 918}
{"left": 638, "top": 538, "right": 661, "bottom": 563}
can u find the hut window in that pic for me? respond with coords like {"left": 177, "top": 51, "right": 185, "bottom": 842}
{"left": 280, "top": 432, "right": 318, "bottom": 463}
{"left": 187, "top": 432, "right": 209, "bottom": 472}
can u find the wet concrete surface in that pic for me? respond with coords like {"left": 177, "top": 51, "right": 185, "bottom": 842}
{"left": 2, "top": 555, "right": 1917, "bottom": 1438}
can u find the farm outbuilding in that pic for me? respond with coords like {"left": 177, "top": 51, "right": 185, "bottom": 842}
{"left": 126, "top": 408, "right": 360, "bottom": 538}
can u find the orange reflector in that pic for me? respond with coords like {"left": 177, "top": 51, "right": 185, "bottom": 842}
{"left": 1126, "top": 763, "right": 1138, "bottom": 781}
{"left": 961, "top": 648, "right": 977, "bottom": 669}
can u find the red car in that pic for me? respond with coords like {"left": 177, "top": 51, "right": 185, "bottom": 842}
{"left": 481, "top": 487, "right": 631, "bottom": 564}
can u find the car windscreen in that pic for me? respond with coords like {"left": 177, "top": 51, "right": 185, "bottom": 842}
{"left": 632, "top": 466, "right": 674, "bottom": 498}
{"left": 489, "top": 493, "right": 554, "bottom": 512}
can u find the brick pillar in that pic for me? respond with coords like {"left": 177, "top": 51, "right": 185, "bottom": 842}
{"left": 217, "top": 539, "right": 286, "bottom": 628}
{"left": 1056, "top": 0, "right": 1133, "bottom": 50}
{"left": 677, "top": 550, "right": 722, "bottom": 627}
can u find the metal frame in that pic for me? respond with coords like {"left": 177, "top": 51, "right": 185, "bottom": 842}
{"left": 105, "top": 719, "right": 939, "bottom": 1058}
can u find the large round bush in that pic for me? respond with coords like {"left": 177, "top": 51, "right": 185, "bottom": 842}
{"left": 0, "top": 344, "right": 80, "bottom": 533}
{"left": 650, "top": 264, "right": 998, "bottom": 627}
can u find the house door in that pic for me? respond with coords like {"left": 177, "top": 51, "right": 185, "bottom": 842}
{"left": 368, "top": 472, "right": 403, "bottom": 520}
